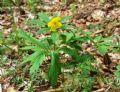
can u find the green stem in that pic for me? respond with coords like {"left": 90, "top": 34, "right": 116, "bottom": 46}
{"left": 3, "top": 44, "right": 12, "bottom": 50}
{"left": 2, "top": 37, "right": 12, "bottom": 50}
{"left": 81, "top": 29, "right": 97, "bottom": 47}
{"left": 12, "top": 7, "right": 20, "bottom": 50}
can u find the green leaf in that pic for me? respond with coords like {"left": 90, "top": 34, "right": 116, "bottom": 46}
{"left": 64, "top": 32, "right": 74, "bottom": 42}
{"left": 19, "top": 30, "right": 49, "bottom": 49}
{"left": 98, "top": 42, "right": 111, "bottom": 46}
{"left": 98, "top": 45, "right": 108, "bottom": 55}
{"left": 102, "top": 37, "right": 112, "bottom": 41}
{"left": 0, "top": 32, "right": 3, "bottom": 44}
{"left": 61, "top": 16, "right": 72, "bottom": 23}
{"left": 24, "top": 19, "right": 46, "bottom": 28}
{"left": 94, "top": 36, "right": 102, "bottom": 42}
{"left": 115, "top": 71, "right": 120, "bottom": 78}
{"left": 20, "top": 46, "right": 37, "bottom": 50}
{"left": 38, "top": 12, "right": 50, "bottom": 23}
{"left": 37, "top": 28, "right": 50, "bottom": 34}
{"left": 48, "top": 52, "right": 61, "bottom": 87}
{"left": 28, "top": 0, "right": 35, "bottom": 4}
{"left": 30, "top": 51, "right": 46, "bottom": 75}
{"left": 19, "top": 30, "right": 40, "bottom": 45}
{"left": 0, "top": 47, "right": 4, "bottom": 54}
{"left": 51, "top": 32, "right": 60, "bottom": 44}
{"left": 59, "top": 46, "right": 81, "bottom": 62}
{"left": 22, "top": 51, "right": 42, "bottom": 63}
{"left": 85, "top": 32, "right": 92, "bottom": 36}
{"left": 62, "top": 24, "right": 74, "bottom": 30}
{"left": 20, "top": 45, "right": 44, "bottom": 51}
{"left": 79, "top": 53, "right": 94, "bottom": 63}
{"left": 39, "top": 38, "right": 50, "bottom": 50}
{"left": 70, "top": 4, "right": 77, "bottom": 12}
{"left": 117, "top": 65, "right": 120, "bottom": 70}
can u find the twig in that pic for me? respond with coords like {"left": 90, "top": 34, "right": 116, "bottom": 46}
{"left": 0, "top": 84, "right": 2, "bottom": 92}
{"left": 42, "top": 88, "right": 62, "bottom": 92}
{"left": 92, "top": 88, "right": 105, "bottom": 92}
{"left": 105, "top": 85, "right": 111, "bottom": 92}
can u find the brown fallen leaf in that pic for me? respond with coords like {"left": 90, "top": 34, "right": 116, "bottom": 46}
{"left": 42, "top": 88, "right": 62, "bottom": 92}
{"left": 96, "top": 76, "right": 104, "bottom": 88}
{"left": 6, "top": 86, "right": 16, "bottom": 92}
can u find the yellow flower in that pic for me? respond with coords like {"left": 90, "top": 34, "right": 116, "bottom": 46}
{"left": 48, "top": 16, "right": 62, "bottom": 32}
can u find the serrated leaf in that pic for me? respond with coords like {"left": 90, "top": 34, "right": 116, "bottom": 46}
{"left": 22, "top": 51, "right": 41, "bottom": 63}
{"left": 38, "top": 12, "right": 50, "bottom": 23}
{"left": 19, "top": 30, "right": 40, "bottom": 45}
{"left": 61, "top": 16, "right": 72, "bottom": 23}
{"left": 48, "top": 52, "right": 61, "bottom": 87}
{"left": 39, "top": 38, "right": 50, "bottom": 49}
{"left": 98, "top": 42, "right": 111, "bottom": 46}
{"left": 37, "top": 28, "right": 50, "bottom": 34}
{"left": 20, "top": 46, "right": 37, "bottom": 50}
{"left": 28, "top": 0, "right": 35, "bottom": 4}
{"left": 98, "top": 45, "right": 108, "bottom": 55}
{"left": 94, "top": 36, "right": 102, "bottom": 42}
{"left": 85, "top": 32, "right": 92, "bottom": 36}
{"left": 51, "top": 32, "right": 60, "bottom": 44}
{"left": 62, "top": 24, "right": 74, "bottom": 30}
{"left": 30, "top": 51, "right": 46, "bottom": 75}
{"left": 117, "top": 65, "right": 120, "bottom": 70}
{"left": 59, "top": 46, "right": 80, "bottom": 62}
{"left": 115, "top": 71, "right": 120, "bottom": 78}
{"left": 20, "top": 46, "right": 43, "bottom": 51}
{"left": 102, "top": 37, "right": 112, "bottom": 41}
{"left": 19, "top": 30, "right": 48, "bottom": 49}
{"left": 64, "top": 32, "right": 74, "bottom": 42}
{"left": 24, "top": 19, "right": 46, "bottom": 27}
{"left": 0, "top": 47, "right": 4, "bottom": 54}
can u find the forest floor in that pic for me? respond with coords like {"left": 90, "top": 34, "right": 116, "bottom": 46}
{"left": 0, "top": 0, "right": 120, "bottom": 92}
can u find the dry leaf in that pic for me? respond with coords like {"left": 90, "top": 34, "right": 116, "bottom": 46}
{"left": 6, "top": 86, "right": 16, "bottom": 92}
{"left": 0, "top": 84, "right": 2, "bottom": 92}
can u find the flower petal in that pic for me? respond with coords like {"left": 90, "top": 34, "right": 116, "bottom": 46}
{"left": 47, "top": 16, "right": 62, "bottom": 32}
{"left": 52, "top": 16, "right": 61, "bottom": 21}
